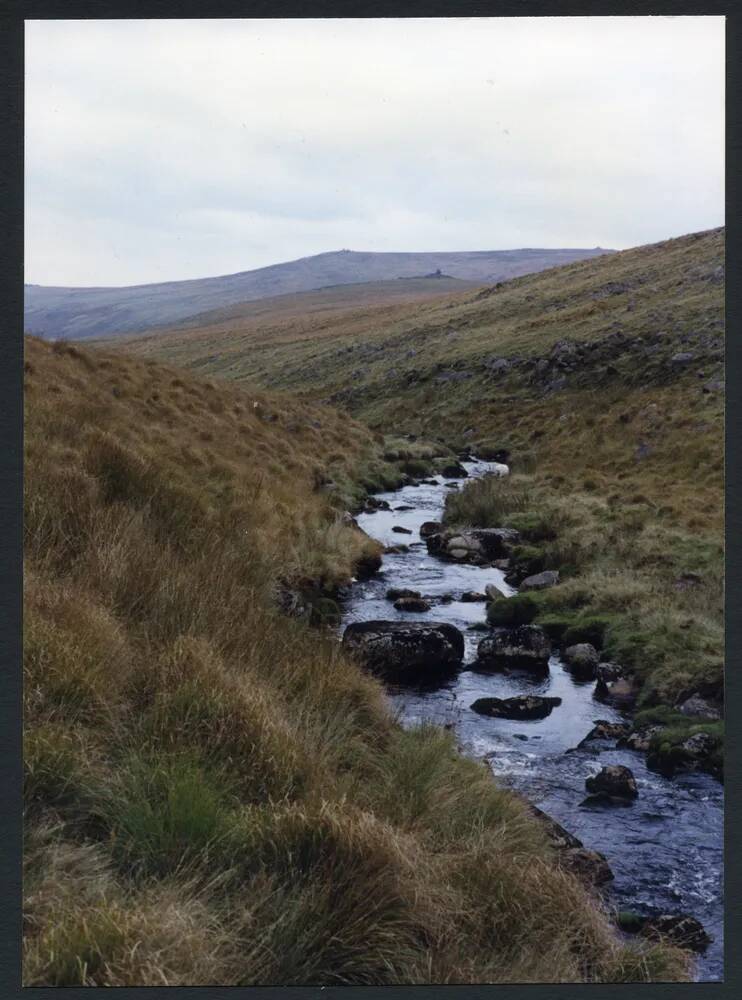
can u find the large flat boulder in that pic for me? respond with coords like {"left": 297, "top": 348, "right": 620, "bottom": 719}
{"left": 342, "top": 620, "right": 464, "bottom": 684}
{"left": 471, "top": 694, "right": 562, "bottom": 720}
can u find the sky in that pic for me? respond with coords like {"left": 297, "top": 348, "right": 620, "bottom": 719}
{"left": 25, "top": 16, "right": 725, "bottom": 287}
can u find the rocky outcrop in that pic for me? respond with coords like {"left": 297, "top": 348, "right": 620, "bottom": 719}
{"left": 342, "top": 620, "right": 464, "bottom": 684}
{"left": 563, "top": 643, "right": 600, "bottom": 681}
{"left": 519, "top": 569, "right": 559, "bottom": 591}
{"left": 471, "top": 694, "right": 562, "bottom": 720}
{"left": 584, "top": 765, "right": 638, "bottom": 802}
{"left": 476, "top": 625, "right": 551, "bottom": 671}
{"left": 425, "top": 527, "right": 520, "bottom": 564}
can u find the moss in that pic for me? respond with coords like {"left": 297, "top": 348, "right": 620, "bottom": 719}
{"left": 504, "top": 512, "right": 557, "bottom": 543}
{"left": 487, "top": 594, "right": 540, "bottom": 626}
{"left": 562, "top": 615, "right": 616, "bottom": 650}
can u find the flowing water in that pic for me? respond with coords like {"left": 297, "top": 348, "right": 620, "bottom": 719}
{"left": 342, "top": 459, "right": 723, "bottom": 981}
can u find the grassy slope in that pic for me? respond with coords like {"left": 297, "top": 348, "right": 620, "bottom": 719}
{"left": 24, "top": 336, "right": 686, "bottom": 985}
{"left": 122, "top": 228, "right": 724, "bottom": 716}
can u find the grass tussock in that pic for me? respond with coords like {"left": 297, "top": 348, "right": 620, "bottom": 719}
{"left": 24, "top": 336, "right": 689, "bottom": 984}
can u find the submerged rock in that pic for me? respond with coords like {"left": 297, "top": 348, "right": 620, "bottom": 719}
{"left": 392, "top": 525, "right": 413, "bottom": 535}
{"left": 460, "top": 591, "right": 487, "bottom": 602}
{"left": 471, "top": 694, "right": 562, "bottom": 720}
{"left": 342, "top": 620, "right": 464, "bottom": 684}
{"left": 394, "top": 596, "right": 432, "bottom": 613}
{"left": 476, "top": 625, "right": 551, "bottom": 671}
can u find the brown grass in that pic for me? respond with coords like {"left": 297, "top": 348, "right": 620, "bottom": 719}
{"left": 23, "top": 336, "right": 689, "bottom": 985}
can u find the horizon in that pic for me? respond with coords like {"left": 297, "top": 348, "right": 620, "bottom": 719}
{"left": 25, "top": 17, "right": 724, "bottom": 287}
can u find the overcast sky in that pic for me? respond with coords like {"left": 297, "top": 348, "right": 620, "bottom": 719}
{"left": 25, "top": 16, "right": 724, "bottom": 287}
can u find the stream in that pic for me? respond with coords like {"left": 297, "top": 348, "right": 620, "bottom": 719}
{"left": 342, "top": 459, "right": 723, "bottom": 981}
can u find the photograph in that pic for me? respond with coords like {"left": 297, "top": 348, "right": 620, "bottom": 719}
{"left": 22, "top": 15, "right": 724, "bottom": 986}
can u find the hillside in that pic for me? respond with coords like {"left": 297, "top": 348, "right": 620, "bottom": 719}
{"left": 122, "top": 228, "right": 725, "bottom": 732}
{"left": 24, "top": 246, "right": 613, "bottom": 341}
{"left": 24, "top": 336, "right": 688, "bottom": 985}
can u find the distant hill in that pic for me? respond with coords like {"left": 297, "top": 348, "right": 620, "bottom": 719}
{"left": 24, "top": 246, "right": 614, "bottom": 341}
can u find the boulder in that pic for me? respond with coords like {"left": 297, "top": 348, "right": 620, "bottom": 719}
{"left": 594, "top": 676, "right": 638, "bottom": 709}
{"left": 584, "top": 765, "right": 638, "bottom": 801}
{"left": 342, "top": 620, "right": 464, "bottom": 684}
{"left": 619, "top": 726, "right": 662, "bottom": 753}
{"left": 460, "top": 591, "right": 487, "bottom": 603}
{"left": 355, "top": 550, "right": 383, "bottom": 580}
{"left": 519, "top": 569, "right": 560, "bottom": 591}
{"left": 678, "top": 693, "right": 721, "bottom": 721}
{"left": 563, "top": 643, "right": 600, "bottom": 681}
{"left": 641, "top": 914, "right": 711, "bottom": 953}
{"left": 647, "top": 731, "right": 720, "bottom": 778}
{"left": 471, "top": 694, "right": 562, "bottom": 720}
{"left": 419, "top": 521, "right": 442, "bottom": 538}
{"left": 426, "top": 528, "right": 520, "bottom": 564}
{"left": 394, "top": 597, "right": 432, "bottom": 613}
{"left": 440, "top": 461, "right": 469, "bottom": 478}
{"left": 386, "top": 588, "right": 421, "bottom": 601}
{"left": 485, "top": 583, "right": 508, "bottom": 602}
{"left": 577, "top": 720, "right": 631, "bottom": 749}
{"left": 476, "top": 625, "right": 551, "bottom": 671}
{"left": 595, "top": 661, "right": 623, "bottom": 684}
{"left": 364, "top": 496, "right": 391, "bottom": 512}
{"left": 562, "top": 848, "right": 614, "bottom": 887}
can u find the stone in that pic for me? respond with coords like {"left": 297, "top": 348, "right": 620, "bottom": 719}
{"left": 419, "top": 521, "right": 442, "bottom": 538}
{"left": 594, "top": 676, "right": 638, "bottom": 708}
{"left": 595, "top": 661, "right": 623, "bottom": 683}
{"left": 670, "top": 352, "right": 695, "bottom": 365}
{"left": 460, "top": 591, "right": 487, "bottom": 603}
{"left": 471, "top": 694, "right": 562, "bottom": 720}
{"left": 577, "top": 720, "right": 631, "bottom": 749}
{"left": 641, "top": 914, "right": 711, "bottom": 953}
{"left": 342, "top": 620, "right": 464, "bottom": 685}
{"left": 678, "top": 693, "right": 721, "bottom": 721}
{"left": 476, "top": 625, "right": 552, "bottom": 672}
{"left": 426, "top": 528, "right": 520, "bottom": 565}
{"left": 562, "top": 848, "right": 614, "bottom": 887}
{"left": 394, "top": 597, "right": 431, "bottom": 612}
{"left": 391, "top": 525, "right": 413, "bottom": 535}
{"left": 585, "top": 764, "right": 638, "bottom": 800}
{"left": 563, "top": 643, "right": 600, "bottom": 681}
{"left": 440, "top": 461, "right": 469, "bottom": 478}
{"left": 485, "top": 583, "right": 508, "bottom": 602}
{"left": 519, "top": 569, "right": 560, "bottom": 591}
{"left": 619, "top": 726, "right": 662, "bottom": 753}
{"left": 386, "top": 588, "right": 421, "bottom": 601}
{"left": 355, "top": 550, "right": 383, "bottom": 580}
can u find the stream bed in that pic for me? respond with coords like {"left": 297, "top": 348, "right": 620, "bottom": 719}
{"left": 342, "top": 459, "right": 723, "bottom": 981}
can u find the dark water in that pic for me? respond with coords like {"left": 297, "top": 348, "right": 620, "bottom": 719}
{"left": 343, "top": 460, "right": 723, "bottom": 981}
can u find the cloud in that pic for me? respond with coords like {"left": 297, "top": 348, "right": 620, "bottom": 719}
{"left": 25, "top": 16, "right": 725, "bottom": 286}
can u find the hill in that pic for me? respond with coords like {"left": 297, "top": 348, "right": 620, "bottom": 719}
{"left": 23, "top": 336, "right": 686, "bottom": 985}
{"left": 24, "top": 246, "right": 613, "bottom": 341}
{"left": 122, "top": 228, "right": 725, "bottom": 742}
